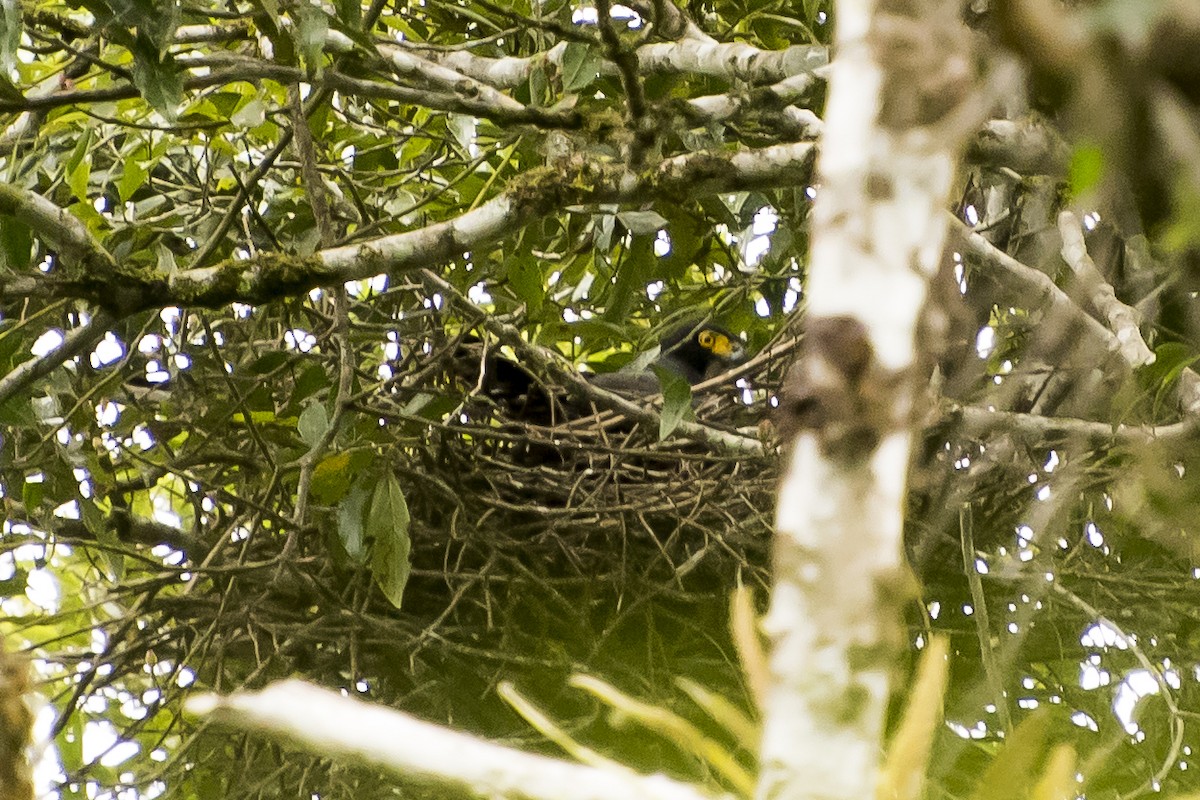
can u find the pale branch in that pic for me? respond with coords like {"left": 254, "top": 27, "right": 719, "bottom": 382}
{"left": 0, "top": 140, "right": 812, "bottom": 312}
{"left": 951, "top": 405, "right": 1197, "bottom": 446}
{"left": 0, "top": 311, "right": 113, "bottom": 406}
{"left": 636, "top": 41, "right": 827, "bottom": 84}
{"left": 166, "top": 141, "right": 815, "bottom": 309}
{"left": 184, "top": 52, "right": 584, "bottom": 129}
{"left": 0, "top": 185, "right": 116, "bottom": 276}
{"left": 952, "top": 218, "right": 1125, "bottom": 361}
{"left": 684, "top": 72, "right": 823, "bottom": 136}
{"left": 318, "top": 69, "right": 579, "bottom": 128}
{"left": 431, "top": 41, "right": 571, "bottom": 90}
{"left": 425, "top": 38, "right": 828, "bottom": 89}
{"left": 373, "top": 39, "right": 541, "bottom": 119}
{"left": 421, "top": 270, "right": 765, "bottom": 455}
{"left": 186, "top": 680, "right": 730, "bottom": 800}
{"left": 1057, "top": 210, "right": 1155, "bottom": 368}
{"left": 954, "top": 217, "right": 1200, "bottom": 414}
{"left": 173, "top": 21, "right": 253, "bottom": 43}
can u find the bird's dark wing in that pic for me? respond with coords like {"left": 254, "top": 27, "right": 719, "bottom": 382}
{"left": 453, "top": 324, "right": 747, "bottom": 423}
{"left": 587, "top": 369, "right": 662, "bottom": 398}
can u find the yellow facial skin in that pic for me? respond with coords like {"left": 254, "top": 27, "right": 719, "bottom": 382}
{"left": 698, "top": 329, "right": 736, "bottom": 357}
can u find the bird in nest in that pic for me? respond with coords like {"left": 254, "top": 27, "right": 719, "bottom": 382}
{"left": 455, "top": 323, "right": 747, "bottom": 424}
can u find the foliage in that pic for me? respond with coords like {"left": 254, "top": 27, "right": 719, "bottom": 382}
{"left": 0, "top": 0, "right": 1199, "bottom": 798}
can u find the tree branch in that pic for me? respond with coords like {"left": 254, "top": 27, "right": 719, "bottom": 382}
{"left": 0, "top": 311, "right": 113, "bottom": 405}
{"left": 426, "top": 39, "right": 827, "bottom": 89}
{"left": 187, "top": 680, "right": 730, "bottom": 800}
{"left": 1057, "top": 210, "right": 1155, "bottom": 367}
{"left": 0, "top": 142, "right": 813, "bottom": 311}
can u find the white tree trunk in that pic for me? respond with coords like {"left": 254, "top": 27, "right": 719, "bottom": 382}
{"left": 756, "top": 1, "right": 976, "bottom": 798}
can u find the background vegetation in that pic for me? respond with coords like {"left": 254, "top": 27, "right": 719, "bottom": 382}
{"left": 0, "top": 0, "right": 1199, "bottom": 798}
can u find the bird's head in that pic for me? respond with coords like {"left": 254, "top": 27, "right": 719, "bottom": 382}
{"left": 658, "top": 324, "right": 746, "bottom": 385}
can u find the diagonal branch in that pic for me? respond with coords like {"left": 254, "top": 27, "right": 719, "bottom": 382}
{"left": 187, "top": 680, "right": 731, "bottom": 800}
{"left": 0, "top": 141, "right": 814, "bottom": 312}
{"left": 0, "top": 310, "right": 113, "bottom": 405}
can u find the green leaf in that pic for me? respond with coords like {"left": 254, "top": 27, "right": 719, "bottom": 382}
{"left": 368, "top": 473, "right": 411, "bottom": 609}
{"left": 22, "top": 476, "right": 42, "bottom": 510}
{"left": 92, "top": 509, "right": 126, "bottom": 582}
{"left": 297, "top": 402, "right": 329, "bottom": 447}
{"left": 616, "top": 210, "right": 668, "bottom": 235}
{"left": 0, "top": 217, "right": 31, "bottom": 272}
{"left": 0, "top": 0, "right": 21, "bottom": 76}
{"left": 604, "top": 234, "right": 653, "bottom": 322}
{"left": 64, "top": 128, "right": 92, "bottom": 179}
{"left": 294, "top": 2, "right": 330, "bottom": 76}
{"left": 115, "top": 157, "right": 148, "bottom": 203}
{"left": 249, "top": 0, "right": 280, "bottom": 29}
{"left": 333, "top": 0, "right": 360, "bottom": 29}
{"left": 312, "top": 451, "right": 353, "bottom": 504}
{"left": 248, "top": 351, "right": 292, "bottom": 375}
{"left": 1068, "top": 142, "right": 1104, "bottom": 197}
{"left": 655, "top": 366, "right": 692, "bottom": 440}
{"left": 57, "top": 713, "right": 85, "bottom": 792}
{"left": 67, "top": 154, "right": 91, "bottom": 204}
{"left": 230, "top": 98, "right": 266, "bottom": 129}
{"left": 447, "top": 114, "right": 477, "bottom": 153}
{"left": 505, "top": 246, "right": 544, "bottom": 313}
{"left": 130, "top": 44, "right": 183, "bottom": 117}
{"left": 561, "top": 42, "right": 600, "bottom": 92}
{"left": 0, "top": 566, "right": 27, "bottom": 597}
{"left": 529, "top": 62, "right": 549, "bottom": 104}
{"left": 335, "top": 481, "right": 370, "bottom": 563}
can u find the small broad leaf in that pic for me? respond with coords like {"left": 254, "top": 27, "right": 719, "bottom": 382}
{"left": 604, "top": 235, "right": 653, "bottom": 322}
{"left": 368, "top": 472, "right": 411, "bottom": 609}
{"left": 447, "top": 114, "right": 477, "bottom": 153}
{"left": 0, "top": 0, "right": 21, "bottom": 76}
{"left": 0, "top": 217, "right": 31, "bottom": 272}
{"left": 230, "top": 98, "right": 266, "bottom": 129}
{"left": 297, "top": 402, "right": 329, "bottom": 447}
{"left": 333, "top": 0, "right": 360, "bottom": 29}
{"left": 91, "top": 510, "right": 126, "bottom": 582}
{"left": 116, "top": 158, "right": 148, "bottom": 203}
{"left": 623, "top": 345, "right": 661, "bottom": 376}
{"left": 505, "top": 251, "right": 544, "bottom": 313}
{"left": 655, "top": 366, "right": 692, "bottom": 440}
{"left": 312, "top": 451, "right": 353, "bottom": 505}
{"left": 294, "top": 2, "right": 330, "bottom": 76}
{"left": 528, "top": 62, "right": 549, "bottom": 104}
{"left": 335, "top": 481, "right": 370, "bottom": 564}
{"left": 1068, "top": 142, "right": 1104, "bottom": 197}
{"left": 248, "top": 351, "right": 292, "bottom": 375}
{"left": 130, "top": 45, "right": 183, "bottom": 117}
{"left": 561, "top": 42, "right": 600, "bottom": 92}
{"left": 616, "top": 210, "right": 668, "bottom": 235}
{"left": 67, "top": 155, "right": 90, "bottom": 203}
{"left": 21, "top": 476, "right": 41, "bottom": 510}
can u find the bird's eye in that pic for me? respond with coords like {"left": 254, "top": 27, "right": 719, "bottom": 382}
{"left": 699, "top": 331, "right": 715, "bottom": 348}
